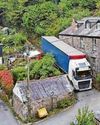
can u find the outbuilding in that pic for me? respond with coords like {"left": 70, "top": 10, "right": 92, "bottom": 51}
{"left": 13, "top": 75, "right": 73, "bottom": 120}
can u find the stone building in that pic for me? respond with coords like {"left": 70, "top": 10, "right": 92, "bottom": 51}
{"left": 59, "top": 17, "right": 100, "bottom": 73}
{"left": 13, "top": 75, "right": 73, "bottom": 120}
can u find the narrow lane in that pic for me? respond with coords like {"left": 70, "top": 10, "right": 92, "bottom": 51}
{"left": 34, "top": 89, "right": 100, "bottom": 125}
{"left": 0, "top": 100, "right": 19, "bottom": 125}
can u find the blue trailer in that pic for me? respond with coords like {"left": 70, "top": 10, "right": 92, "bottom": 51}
{"left": 41, "top": 36, "right": 92, "bottom": 91}
{"left": 41, "top": 36, "right": 86, "bottom": 73}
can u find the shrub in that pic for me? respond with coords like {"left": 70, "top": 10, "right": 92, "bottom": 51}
{"left": 96, "top": 73, "right": 100, "bottom": 83}
{"left": 57, "top": 97, "right": 75, "bottom": 109}
{"left": 30, "top": 54, "right": 61, "bottom": 79}
{"left": 12, "top": 66, "right": 27, "bottom": 81}
{"left": 0, "top": 64, "right": 7, "bottom": 70}
{"left": 70, "top": 107, "right": 96, "bottom": 125}
{"left": 0, "top": 70, "right": 14, "bottom": 97}
{"left": 12, "top": 54, "right": 61, "bottom": 81}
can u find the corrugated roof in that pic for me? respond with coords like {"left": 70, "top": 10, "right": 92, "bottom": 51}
{"left": 42, "top": 36, "right": 85, "bottom": 56}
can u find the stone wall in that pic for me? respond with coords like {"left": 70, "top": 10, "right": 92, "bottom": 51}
{"left": 13, "top": 92, "right": 71, "bottom": 120}
{"left": 13, "top": 94, "right": 28, "bottom": 120}
{"left": 30, "top": 93, "right": 70, "bottom": 115}
{"left": 59, "top": 35, "right": 100, "bottom": 73}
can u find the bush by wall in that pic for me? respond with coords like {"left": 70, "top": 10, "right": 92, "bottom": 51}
{"left": 0, "top": 70, "right": 14, "bottom": 97}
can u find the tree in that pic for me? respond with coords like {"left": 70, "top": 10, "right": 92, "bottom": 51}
{"left": 95, "top": 1, "right": 100, "bottom": 16}
{"left": 0, "top": 32, "right": 27, "bottom": 54}
{"left": 79, "top": 0, "right": 97, "bottom": 10}
{"left": 22, "top": 1, "right": 58, "bottom": 36}
{"left": 70, "top": 107, "right": 96, "bottom": 125}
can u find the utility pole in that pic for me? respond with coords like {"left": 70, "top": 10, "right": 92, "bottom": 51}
{"left": 25, "top": 44, "right": 31, "bottom": 117}
{"left": 50, "top": 91, "right": 54, "bottom": 111}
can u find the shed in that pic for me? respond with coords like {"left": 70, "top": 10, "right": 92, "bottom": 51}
{"left": 13, "top": 75, "right": 73, "bottom": 119}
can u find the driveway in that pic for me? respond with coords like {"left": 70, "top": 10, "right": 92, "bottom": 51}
{"left": 34, "top": 89, "right": 100, "bottom": 125}
{"left": 0, "top": 100, "right": 19, "bottom": 125}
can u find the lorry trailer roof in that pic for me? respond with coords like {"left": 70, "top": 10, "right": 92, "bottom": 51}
{"left": 42, "top": 36, "right": 86, "bottom": 59}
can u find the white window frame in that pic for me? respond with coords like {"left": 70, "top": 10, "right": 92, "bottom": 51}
{"left": 97, "top": 23, "right": 100, "bottom": 29}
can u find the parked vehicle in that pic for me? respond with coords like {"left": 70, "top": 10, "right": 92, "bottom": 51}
{"left": 23, "top": 49, "right": 43, "bottom": 60}
{"left": 41, "top": 36, "right": 92, "bottom": 91}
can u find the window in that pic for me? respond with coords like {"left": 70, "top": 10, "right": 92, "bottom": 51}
{"left": 92, "top": 38, "right": 96, "bottom": 51}
{"left": 91, "top": 57, "right": 96, "bottom": 64}
{"left": 96, "top": 22, "right": 100, "bottom": 29}
{"left": 85, "top": 21, "right": 91, "bottom": 29}
{"left": 80, "top": 38, "right": 84, "bottom": 49}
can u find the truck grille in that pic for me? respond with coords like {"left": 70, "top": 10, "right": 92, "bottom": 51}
{"left": 78, "top": 80, "right": 90, "bottom": 89}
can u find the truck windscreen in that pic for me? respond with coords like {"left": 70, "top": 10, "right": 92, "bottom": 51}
{"left": 75, "top": 70, "right": 92, "bottom": 80}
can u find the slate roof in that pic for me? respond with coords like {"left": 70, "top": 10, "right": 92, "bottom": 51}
{"left": 59, "top": 17, "right": 100, "bottom": 38}
{"left": 13, "top": 75, "right": 73, "bottom": 102}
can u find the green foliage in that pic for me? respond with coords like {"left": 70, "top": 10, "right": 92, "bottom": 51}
{"left": 0, "top": 0, "right": 99, "bottom": 52}
{"left": 12, "top": 54, "right": 61, "bottom": 81}
{"left": 1, "top": 32, "right": 27, "bottom": 45}
{"left": 30, "top": 54, "right": 61, "bottom": 79}
{"left": 57, "top": 97, "right": 75, "bottom": 109}
{"left": 0, "top": 65, "right": 7, "bottom": 70}
{"left": 0, "top": 0, "right": 97, "bottom": 38}
{"left": 0, "top": 32, "right": 27, "bottom": 54}
{"left": 79, "top": 0, "right": 97, "bottom": 10}
{"left": 96, "top": 73, "right": 100, "bottom": 83}
{"left": 95, "top": 1, "right": 100, "bottom": 16}
{"left": 70, "top": 107, "right": 96, "bottom": 125}
{"left": 12, "top": 66, "right": 27, "bottom": 81}
{"left": 22, "top": 2, "right": 59, "bottom": 35}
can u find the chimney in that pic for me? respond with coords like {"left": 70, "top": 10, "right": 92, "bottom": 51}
{"left": 71, "top": 18, "right": 78, "bottom": 33}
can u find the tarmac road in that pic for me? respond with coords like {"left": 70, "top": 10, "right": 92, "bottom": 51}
{"left": 34, "top": 89, "right": 100, "bottom": 125}
{"left": 0, "top": 100, "right": 19, "bottom": 125}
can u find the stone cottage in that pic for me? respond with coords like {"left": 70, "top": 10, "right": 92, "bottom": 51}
{"left": 59, "top": 17, "right": 100, "bottom": 73}
{"left": 13, "top": 75, "right": 73, "bottom": 120}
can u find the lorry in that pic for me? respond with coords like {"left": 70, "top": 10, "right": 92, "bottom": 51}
{"left": 41, "top": 36, "right": 92, "bottom": 91}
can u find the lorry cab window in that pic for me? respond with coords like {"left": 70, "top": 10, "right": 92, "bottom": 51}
{"left": 76, "top": 70, "right": 91, "bottom": 79}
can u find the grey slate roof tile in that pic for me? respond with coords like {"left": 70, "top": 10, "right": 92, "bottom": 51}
{"left": 59, "top": 17, "right": 100, "bottom": 38}
{"left": 14, "top": 75, "right": 73, "bottom": 102}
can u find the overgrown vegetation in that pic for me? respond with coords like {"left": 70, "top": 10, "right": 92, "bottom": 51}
{"left": 96, "top": 73, "right": 100, "bottom": 83}
{"left": 12, "top": 54, "right": 61, "bottom": 81}
{"left": 57, "top": 96, "right": 76, "bottom": 109}
{"left": 70, "top": 107, "right": 96, "bottom": 125}
{"left": 0, "top": 31, "right": 27, "bottom": 54}
{"left": 0, "top": 0, "right": 100, "bottom": 39}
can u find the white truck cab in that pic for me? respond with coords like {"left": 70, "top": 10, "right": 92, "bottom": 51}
{"left": 68, "top": 58, "right": 92, "bottom": 91}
